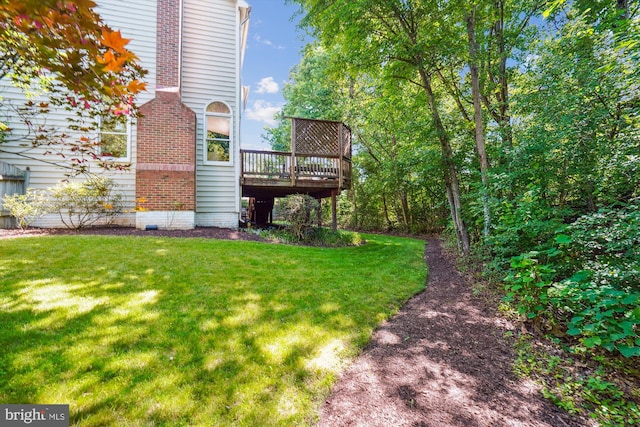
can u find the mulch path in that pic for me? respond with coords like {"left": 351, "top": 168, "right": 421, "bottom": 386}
{"left": 317, "top": 238, "right": 591, "bottom": 427}
{"left": 1, "top": 228, "right": 591, "bottom": 426}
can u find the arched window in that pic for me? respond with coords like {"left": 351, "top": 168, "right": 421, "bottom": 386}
{"left": 204, "top": 101, "right": 232, "bottom": 164}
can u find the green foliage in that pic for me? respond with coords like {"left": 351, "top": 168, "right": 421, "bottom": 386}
{"left": 504, "top": 250, "right": 556, "bottom": 319}
{"left": 564, "top": 203, "right": 640, "bottom": 288}
{"left": 505, "top": 202, "right": 640, "bottom": 358}
{"left": 49, "top": 175, "right": 123, "bottom": 229}
{"left": 490, "top": 184, "right": 568, "bottom": 265}
{"left": 1, "top": 188, "right": 48, "bottom": 230}
{"left": 549, "top": 203, "right": 640, "bottom": 357}
{"left": 250, "top": 226, "right": 363, "bottom": 247}
{"left": 513, "top": 335, "right": 640, "bottom": 425}
{"left": 280, "top": 194, "right": 319, "bottom": 240}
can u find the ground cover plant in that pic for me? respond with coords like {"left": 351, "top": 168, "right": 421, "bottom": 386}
{"left": 0, "top": 233, "right": 426, "bottom": 426}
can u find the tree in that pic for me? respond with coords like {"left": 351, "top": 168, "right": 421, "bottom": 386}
{"left": 294, "top": 0, "right": 472, "bottom": 254}
{"left": 0, "top": 0, "right": 147, "bottom": 174}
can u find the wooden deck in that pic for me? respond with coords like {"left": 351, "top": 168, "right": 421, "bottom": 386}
{"left": 240, "top": 118, "right": 352, "bottom": 200}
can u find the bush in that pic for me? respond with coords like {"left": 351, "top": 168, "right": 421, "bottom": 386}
{"left": 504, "top": 201, "right": 640, "bottom": 358}
{"left": 1, "top": 188, "right": 49, "bottom": 230}
{"left": 280, "top": 194, "right": 319, "bottom": 240}
{"left": 550, "top": 202, "right": 640, "bottom": 357}
{"left": 247, "top": 226, "right": 364, "bottom": 247}
{"left": 49, "top": 176, "right": 123, "bottom": 229}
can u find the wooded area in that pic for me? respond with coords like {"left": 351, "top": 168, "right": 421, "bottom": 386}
{"left": 266, "top": 0, "right": 640, "bottom": 364}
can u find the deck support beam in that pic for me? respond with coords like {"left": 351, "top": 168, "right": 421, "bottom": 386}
{"left": 331, "top": 190, "right": 338, "bottom": 232}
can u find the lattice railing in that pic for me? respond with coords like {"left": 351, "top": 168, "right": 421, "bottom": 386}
{"left": 291, "top": 118, "right": 351, "bottom": 160}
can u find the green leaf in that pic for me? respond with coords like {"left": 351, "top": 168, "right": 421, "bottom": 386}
{"left": 619, "top": 321, "right": 635, "bottom": 335}
{"left": 583, "top": 336, "right": 602, "bottom": 348}
{"left": 567, "top": 270, "right": 590, "bottom": 283}
{"left": 609, "top": 333, "right": 629, "bottom": 341}
{"left": 617, "top": 345, "right": 640, "bottom": 358}
{"left": 567, "top": 328, "right": 581, "bottom": 336}
{"left": 555, "top": 234, "right": 572, "bottom": 244}
{"left": 543, "top": 0, "right": 566, "bottom": 18}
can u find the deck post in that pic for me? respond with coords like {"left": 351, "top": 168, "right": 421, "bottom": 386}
{"left": 331, "top": 190, "right": 338, "bottom": 232}
{"left": 290, "top": 119, "right": 296, "bottom": 187}
{"left": 338, "top": 123, "right": 343, "bottom": 188}
{"left": 317, "top": 197, "right": 322, "bottom": 227}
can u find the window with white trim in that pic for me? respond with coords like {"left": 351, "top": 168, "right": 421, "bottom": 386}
{"left": 98, "top": 115, "right": 130, "bottom": 159}
{"left": 204, "top": 101, "right": 232, "bottom": 163}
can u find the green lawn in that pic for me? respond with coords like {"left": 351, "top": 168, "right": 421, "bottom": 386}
{"left": 0, "top": 233, "right": 426, "bottom": 426}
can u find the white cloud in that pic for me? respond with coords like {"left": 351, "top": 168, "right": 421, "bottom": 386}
{"left": 246, "top": 100, "right": 281, "bottom": 126}
{"left": 254, "top": 34, "right": 284, "bottom": 50}
{"left": 255, "top": 77, "right": 279, "bottom": 94}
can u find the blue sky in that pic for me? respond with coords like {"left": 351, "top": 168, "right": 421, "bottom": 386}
{"left": 241, "top": 1, "right": 310, "bottom": 150}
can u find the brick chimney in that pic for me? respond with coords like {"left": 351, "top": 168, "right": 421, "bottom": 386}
{"left": 136, "top": 0, "right": 196, "bottom": 228}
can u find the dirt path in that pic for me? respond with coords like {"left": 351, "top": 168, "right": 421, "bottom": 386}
{"left": 318, "top": 238, "right": 588, "bottom": 427}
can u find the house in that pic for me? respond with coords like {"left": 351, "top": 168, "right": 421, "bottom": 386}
{"left": 1, "top": 0, "right": 251, "bottom": 230}
{"left": 0, "top": 0, "right": 351, "bottom": 230}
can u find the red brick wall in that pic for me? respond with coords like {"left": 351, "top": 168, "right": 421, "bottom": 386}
{"left": 135, "top": 0, "right": 196, "bottom": 212}
{"left": 156, "top": 0, "right": 180, "bottom": 89}
{"left": 136, "top": 170, "right": 195, "bottom": 210}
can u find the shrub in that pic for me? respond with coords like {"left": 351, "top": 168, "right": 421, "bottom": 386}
{"left": 280, "top": 194, "right": 319, "bottom": 240}
{"left": 504, "top": 201, "right": 640, "bottom": 358}
{"left": 49, "top": 176, "right": 123, "bottom": 229}
{"left": 1, "top": 188, "right": 49, "bottom": 230}
{"left": 550, "top": 202, "right": 640, "bottom": 357}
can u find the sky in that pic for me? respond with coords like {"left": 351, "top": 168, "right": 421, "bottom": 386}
{"left": 240, "top": 1, "right": 311, "bottom": 150}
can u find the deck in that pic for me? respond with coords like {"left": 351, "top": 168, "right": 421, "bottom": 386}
{"left": 240, "top": 118, "right": 352, "bottom": 227}
{"left": 240, "top": 118, "right": 352, "bottom": 200}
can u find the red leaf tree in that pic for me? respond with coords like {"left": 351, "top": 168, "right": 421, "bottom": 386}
{"left": 0, "top": 0, "right": 147, "bottom": 174}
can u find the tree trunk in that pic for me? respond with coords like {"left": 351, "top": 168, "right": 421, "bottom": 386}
{"left": 399, "top": 191, "right": 409, "bottom": 229}
{"left": 382, "top": 192, "right": 392, "bottom": 230}
{"left": 467, "top": 8, "right": 491, "bottom": 239}
{"left": 419, "top": 68, "right": 470, "bottom": 255}
{"left": 490, "top": 0, "right": 514, "bottom": 151}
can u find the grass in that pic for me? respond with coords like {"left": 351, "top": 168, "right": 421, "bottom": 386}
{"left": 0, "top": 233, "right": 426, "bottom": 426}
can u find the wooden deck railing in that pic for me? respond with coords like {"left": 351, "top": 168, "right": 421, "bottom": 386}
{"left": 240, "top": 118, "right": 352, "bottom": 192}
{"left": 240, "top": 150, "right": 351, "bottom": 188}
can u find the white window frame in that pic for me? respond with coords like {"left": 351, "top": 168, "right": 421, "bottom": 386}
{"left": 97, "top": 115, "right": 131, "bottom": 161}
{"left": 203, "top": 101, "right": 233, "bottom": 165}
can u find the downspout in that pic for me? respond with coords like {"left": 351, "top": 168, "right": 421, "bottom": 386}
{"left": 178, "top": 0, "right": 184, "bottom": 96}
{"left": 236, "top": 2, "right": 251, "bottom": 217}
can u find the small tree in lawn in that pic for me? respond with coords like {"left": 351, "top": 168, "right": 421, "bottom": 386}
{"left": 281, "top": 194, "right": 319, "bottom": 240}
{"left": 0, "top": 1, "right": 147, "bottom": 175}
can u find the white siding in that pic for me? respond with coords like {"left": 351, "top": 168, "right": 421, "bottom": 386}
{"left": 0, "top": 0, "right": 157, "bottom": 227}
{"left": 182, "top": 0, "right": 241, "bottom": 227}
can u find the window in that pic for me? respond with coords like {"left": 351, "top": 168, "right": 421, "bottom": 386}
{"left": 205, "top": 101, "right": 232, "bottom": 163}
{"left": 98, "top": 115, "right": 129, "bottom": 159}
